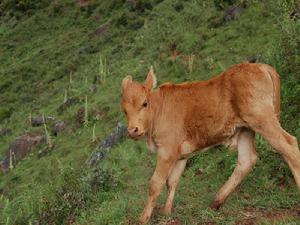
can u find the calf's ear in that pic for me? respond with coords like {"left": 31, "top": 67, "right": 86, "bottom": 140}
{"left": 122, "top": 75, "right": 132, "bottom": 92}
{"left": 144, "top": 66, "right": 157, "bottom": 90}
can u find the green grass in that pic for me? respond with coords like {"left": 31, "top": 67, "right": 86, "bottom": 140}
{"left": 0, "top": 0, "right": 299, "bottom": 224}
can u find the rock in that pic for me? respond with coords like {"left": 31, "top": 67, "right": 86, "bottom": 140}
{"left": 38, "top": 147, "right": 50, "bottom": 159}
{"left": 76, "top": 107, "right": 85, "bottom": 126}
{"left": 90, "top": 25, "right": 108, "bottom": 37}
{"left": 99, "top": 122, "right": 127, "bottom": 149}
{"left": 224, "top": 6, "right": 243, "bottom": 22}
{"left": 52, "top": 121, "right": 67, "bottom": 136}
{"left": 290, "top": 9, "right": 299, "bottom": 21}
{"left": 78, "top": 42, "right": 100, "bottom": 55}
{"left": 91, "top": 106, "right": 109, "bottom": 121}
{"left": 89, "top": 84, "right": 97, "bottom": 92}
{"left": 0, "top": 128, "right": 12, "bottom": 137}
{"left": 30, "top": 116, "right": 55, "bottom": 127}
{"left": 87, "top": 151, "right": 105, "bottom": 166}
{"left": 173, "top": 2, "right": 184, "bottom": 12}
{"left": 86, "top": 122, "right": 127, "bottom": 166}
{"left": 248, "top": 57, "right": 257, "bottom": 63}
{"left": 0, "top": 133, "right": 45, "bottom": 172}
{"left": 57, "top": 97, "right": 80, "bottom": 114}
{"left": 166, "top": 218, "right": 181, "bottom": 225}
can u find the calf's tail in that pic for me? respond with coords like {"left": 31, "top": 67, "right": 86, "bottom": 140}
{"left": 265, "top": 65, "right": 281, "bottom": 118}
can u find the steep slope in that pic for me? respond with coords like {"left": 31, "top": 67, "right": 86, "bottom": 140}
{"left": 0, "top": 0, "right": 299, "bottom": 224}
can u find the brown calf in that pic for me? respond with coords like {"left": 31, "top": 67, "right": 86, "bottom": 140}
{"left": 121, "top": 63, "right": 300, "bottom": 224}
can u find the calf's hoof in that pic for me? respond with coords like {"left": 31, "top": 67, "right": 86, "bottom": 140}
{"left": 159, "top": 205, "right": 172, "bottom": 215}
{"left": 209, "top": 200, "right": 222, "bottom": 211}
{"left": 139, "top": 214, "right": 150, "bottom": 225}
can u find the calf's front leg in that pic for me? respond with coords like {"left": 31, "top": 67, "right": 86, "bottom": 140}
{"left": 139, "top": 153, "right": 177, "bottom": 224}
{"left": 160, "top": 159, "right": 187, "bottom": 215}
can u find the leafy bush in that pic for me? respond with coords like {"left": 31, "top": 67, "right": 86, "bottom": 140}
{"left": 0, "top": 106, "right": 13, "bottom": 121}
{"left": 0, "top": 0, "right": 50, "bottom": 18}
{"left": 214, "top": 0, "right": 237, "bottom": 10}
{"left": 38, "top": 169, "right": 92, "bottom": 225}
{"left": 265, "top": 0, "right": 300, "bottom": 136}
{"left": 87, "top": 166, "right": 116, "bottom": 192}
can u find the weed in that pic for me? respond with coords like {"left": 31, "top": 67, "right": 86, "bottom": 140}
{"left": 43, "top": 113, "right": 53, "bottom": 149}
{"left": 99, "top": 54, "right": 108, "bottom": 84}
{"left": 84, "top": 95, "right": 89, "bottom": 128}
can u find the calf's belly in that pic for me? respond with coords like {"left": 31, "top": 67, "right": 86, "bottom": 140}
{"left": 180, "top": 122, "right": 242, "bottom": 159}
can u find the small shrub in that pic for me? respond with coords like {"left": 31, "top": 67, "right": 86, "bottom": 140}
{"left": 38, "top": 169, "right": 92, "bottom": 225}
{"left": 87, "top": 166, "right": 116, "bottom": 192}
{"left": 0, "top": 0, "right": 50, "bottom": 18}
{"left": 264, "top": 0, "right": 300, "bottom": 137}
{"left": 114, "top": 12, "right": 144, "bottom": 30}
{"left": 0, "top": 106, "right": 13, "bottom": 121}
{"left": 214, "top": 0, "right": 237, "bottom": 10}
{"left": 173, "top": 2, "right": 184, "bottom": 12}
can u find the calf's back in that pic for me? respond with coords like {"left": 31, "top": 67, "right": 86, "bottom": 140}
{"left": 149, "top": 63, "right": 279, "bottom": 150}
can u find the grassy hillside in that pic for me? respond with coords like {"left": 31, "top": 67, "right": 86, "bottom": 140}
{"left": 0, "top": 0, "right": 299, "bottom": 224}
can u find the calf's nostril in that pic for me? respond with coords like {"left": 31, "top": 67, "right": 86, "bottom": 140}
{"left": 127, "top": 127, "right": 139, "bottom": 135}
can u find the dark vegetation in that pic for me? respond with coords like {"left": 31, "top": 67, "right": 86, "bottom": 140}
{"left": 0, "top": 0, "right": 299, "bottom": 224}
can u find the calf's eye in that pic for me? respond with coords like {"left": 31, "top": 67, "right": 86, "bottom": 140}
{"left": 142, "top": 101, "right": 148, "bottom": 107}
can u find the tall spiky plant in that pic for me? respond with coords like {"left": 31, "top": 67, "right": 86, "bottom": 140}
{"left": 84, "top": 95, "right": 89, "bottom": 127}
{"left": 99, "top": 54, "right": 107, "bottom": 84}
{"left": 5, "top": 217, "right": 9, "bottom": 225}
{"left": 43, "top": 113, "right": 53, "bottom": 149}
{"left": 28, "top": 111, "right": 32, "bottom": 126}
{"left": 9, "top": 149, "right": 13, "bottom": 170}
{"left": 63, "top": 89, "right": 68, "bottom": 103}
{"left": 217, "top": 61, "right": 225, "bottom": 71}
{"left": 188, "top": 54, "right": 194, "bottom": 73}
{"left": 85, "top": 76, "right": 88, "bottom": 87}
{"left": 69, "top": 72, "right": 73, "bottom": 84}
{"left": 92, "top": 123, "right": 96, "bottom": 142}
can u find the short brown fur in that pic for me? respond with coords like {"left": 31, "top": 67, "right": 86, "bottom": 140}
{"left": 121, "top": 63, "right": 300, "bottom": 224}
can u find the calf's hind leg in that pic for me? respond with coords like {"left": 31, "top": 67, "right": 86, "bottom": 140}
{"left": 210, "top": 128, "right": 258, "bottom": 210}
{"left": 247, "top": 114, "right": 300, "bottom": 190}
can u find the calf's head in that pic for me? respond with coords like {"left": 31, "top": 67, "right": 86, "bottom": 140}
{"left": 121, "top": 67, "right": 157, "bottom": 139}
